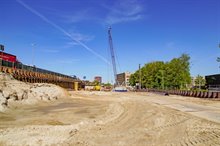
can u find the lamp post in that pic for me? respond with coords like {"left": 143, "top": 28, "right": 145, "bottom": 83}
{"left": 217, "top": 43, "right": 220, "bottom": 70}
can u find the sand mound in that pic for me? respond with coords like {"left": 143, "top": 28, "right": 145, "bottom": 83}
{"left": 0, "top": 72, "right": 68, "bottom": 112}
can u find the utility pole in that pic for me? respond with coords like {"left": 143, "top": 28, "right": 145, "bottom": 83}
{"left": 0, "top": 44, "right": 4, "bottom": 66}
{"left": 161, "top": 70, "right": 164, "bottom": 90}
{"left": 139, "top": 64, "right": 142, "bottom": 89}
{"left": 217, "top": 43, "right": 220, "bottom": 70}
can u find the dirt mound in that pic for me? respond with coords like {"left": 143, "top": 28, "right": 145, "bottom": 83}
{"left": 0, "top": 72, "right": 68, "bottom": 112}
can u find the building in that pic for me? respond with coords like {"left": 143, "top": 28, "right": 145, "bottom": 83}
{"left": 190, "top": 75, "right": 206, "bottom": 90}
{"left": 94, "top": 76, "right": 102, "bottom": 84}
{"left": 116, "top": 72, "right": 131, "bottom": 87}
{"left": 205, "top": 74, "right": 220, "bottom": 91}
{"left": 0, "top": 52, "right": 17, "bottom": 67}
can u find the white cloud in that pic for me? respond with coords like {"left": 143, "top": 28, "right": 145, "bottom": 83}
{"left": 71, "top": 32, "right": 95, "bottom": 42}
{"left": 105, "top": 0, "right": 144, "bottom": 25}
{"left": 63, "top": 32, "right": 95, "bottom": 48}
{"left": 63, "top": 10, "right": 92, "bottom": 23}
{"left": 166, "top": 42, "right": 175, "bottom": 49}
{"left": 64, "top": 41, "right": 79, "bottom": 48}
{"left": 41, "top": 49, "right": 59, "bottom": 53}
{"left": 46, "top": 59, "right": 80, "bottom": 66}
{"left": 60, "top": 0, "right": 144, "bottom": 25}
{"left": 17, "top": 0, "right": 110, "bottom": 65}
{"left": 57, "top": 59, "right": 80, "bottom": 64}
{"left": 106, "top": 14, "right": 143, "bottom": 25}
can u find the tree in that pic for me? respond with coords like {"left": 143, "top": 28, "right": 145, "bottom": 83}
{"left": 129, "top": 54, "right": 191, "bottom": 90}
{"left": 103, "top": 82, "right": 112, "bottom": 87}
{"left": 129, "top": 72, "right": 139, "bottom": 86}
{"left": 217, "top": 43, "right": 220, "bottom": 66}
{"left": 92, "top": 80, "right": 100, "bottom": 86}
{"left": 165, "top": 54, "right": 191, "bottom": 89}
{"left": 179, "top": 54, "right": 191, "bottom": 88}
{"left": 144, "top": 61, "right": 165, "bottom": 89}
{"left": 217, "top": 57, "right": 220, "bottom": 69}
{"left": 194, "top": 75, "right": 206, "bottom": 89}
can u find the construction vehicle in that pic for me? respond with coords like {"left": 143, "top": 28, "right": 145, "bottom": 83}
{"left": 94, "top": 85, "right": 101, "bottom": 91}
{"left": 108, "top": 27, "right": 127, "bottom": 92}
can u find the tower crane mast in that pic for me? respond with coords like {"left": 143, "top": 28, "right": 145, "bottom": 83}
{"left": 108, "top": 27, "right": 117, "bottom": 85}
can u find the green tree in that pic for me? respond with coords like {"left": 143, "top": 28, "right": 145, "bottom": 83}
{"left": 217, "top": 57, "right": 220, "bottom": 69}
{"left": 129, "top": 54, "right": 191, "bottom": 90}
{"left": 144, "top": 61, "right": 165, "bottom": 89}
{"left": 194, "top": 75, "right": 206, "bottom": 89}
{"left": 166, "top": 54, "right": 191, "bottom": 89}
{"left": 92, "top": 80, "right": 100, "bottom": 86}
{"left": 103, "top": 82, "right": 112, "bottom": 87}
{"left": 129, "top": 72, "right": 137, "bottom": 86}
{"left": 179, "top": 54, "right": 191, "bottom": 89}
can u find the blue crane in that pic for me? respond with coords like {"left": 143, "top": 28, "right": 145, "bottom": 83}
{"left": 108, "top": 27, "right": 118, "bottom": 86}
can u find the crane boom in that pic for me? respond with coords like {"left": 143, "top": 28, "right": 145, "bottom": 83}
{"left": 108, "top": 27, "right": 117, "bottom": 85}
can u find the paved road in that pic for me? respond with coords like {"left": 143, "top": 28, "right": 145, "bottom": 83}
{"left": 144, "top": 93, "right": 220, "bottom": 123}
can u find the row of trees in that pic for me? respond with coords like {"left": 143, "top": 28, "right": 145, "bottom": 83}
{"left": 129, "top": 54, "right": 192, "bottom": 90}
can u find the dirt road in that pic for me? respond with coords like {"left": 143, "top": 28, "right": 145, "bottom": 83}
{"left": 0, "top": 91, "right": 220, "bottom": 146}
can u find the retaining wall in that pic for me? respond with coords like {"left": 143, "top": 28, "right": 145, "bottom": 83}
{"left": 0, "top": 66, "right": 81, "bottom": 90}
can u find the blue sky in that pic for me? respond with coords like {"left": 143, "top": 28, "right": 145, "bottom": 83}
{"left": 0, "top": 0, "right": 220, "bottom": 83}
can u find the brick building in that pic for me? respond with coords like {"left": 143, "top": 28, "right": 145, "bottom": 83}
{"left": 116, "top": 72, "right": 131, "bottom": 87}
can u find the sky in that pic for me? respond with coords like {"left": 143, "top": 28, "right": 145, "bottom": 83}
{"left": 0, "top": 0, "right": 220, "bottom": 83}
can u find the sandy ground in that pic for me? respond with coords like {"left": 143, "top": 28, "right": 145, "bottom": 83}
{"left": 0, "top": 90, "right": 220, "bottom": 146}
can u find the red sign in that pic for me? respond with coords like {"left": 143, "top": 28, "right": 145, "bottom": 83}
{"left": 0, "top": 52, "right": 17, "bottom": 63}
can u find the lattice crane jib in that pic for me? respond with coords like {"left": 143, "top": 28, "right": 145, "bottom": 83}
{"left": 108, "top": 27, "right": 117, "bottom": 85}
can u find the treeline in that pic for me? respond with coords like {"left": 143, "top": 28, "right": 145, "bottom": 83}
{"left": 129, "top": 54, "right": 191, "bottom": 90}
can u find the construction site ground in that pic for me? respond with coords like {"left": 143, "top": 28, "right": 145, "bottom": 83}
{"left": 1, "top": 91, "right": 220, "bottom": 146}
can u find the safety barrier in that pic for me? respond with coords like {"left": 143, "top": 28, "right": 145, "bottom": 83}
{"left": 146, "top": 89, "right": 220, "bottom": 99}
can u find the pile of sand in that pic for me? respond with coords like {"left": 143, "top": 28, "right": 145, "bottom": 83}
{"left": 0, "top": 72, "right": 68, "bottom": 112}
